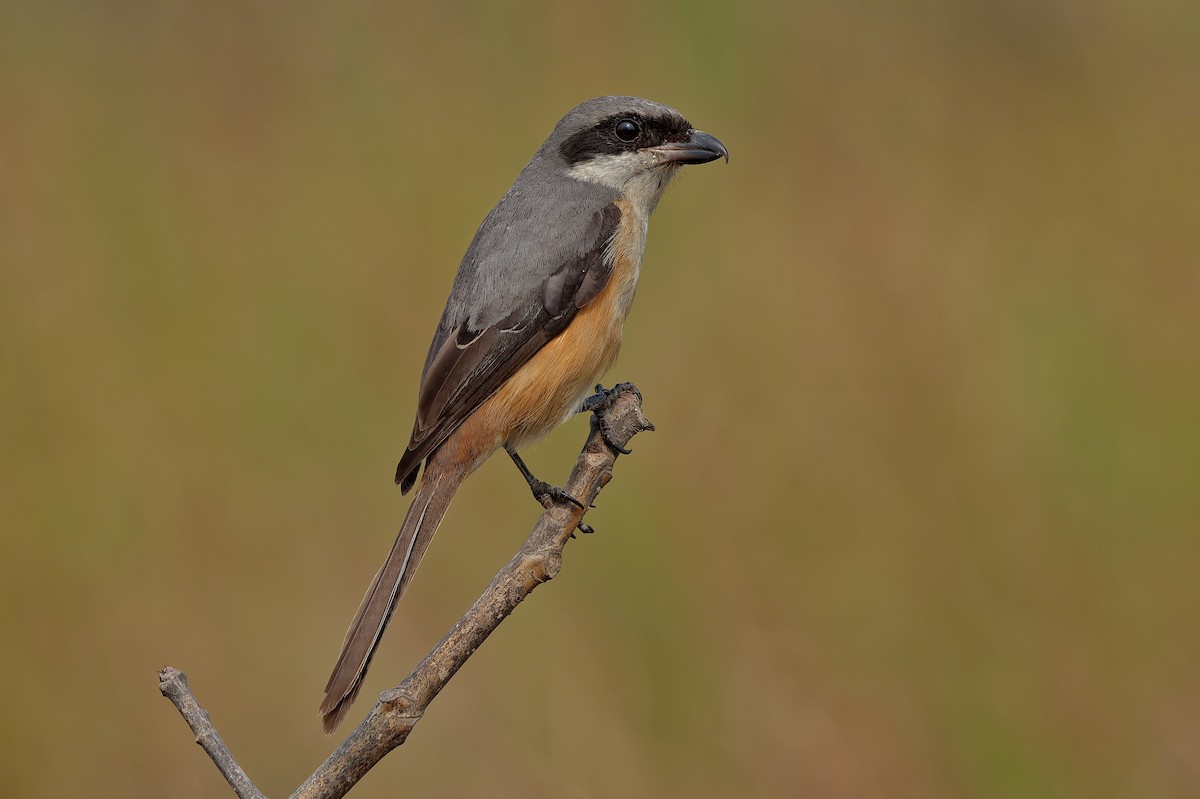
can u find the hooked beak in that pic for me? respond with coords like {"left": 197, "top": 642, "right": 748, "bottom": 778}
{"left": 648, "top": 129, "right": 729, "bottom": 165}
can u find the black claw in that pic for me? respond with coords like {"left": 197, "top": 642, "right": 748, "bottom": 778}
{"left": 594, "top": 411, "right": 632, "bottom": 454}
{"left": 606, "top": 432, "right": 633, "bottom": 455}
{"left": 532, "top": 482, "right": 594, "bottom": 535}
{"left": 581, "top": 383, "right": 639, "bottom": 454}
{"left": 531, "top": 480, "right": 586, "bottom": 511}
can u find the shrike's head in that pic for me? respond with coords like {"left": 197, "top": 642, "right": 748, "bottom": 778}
{"left": 537, "top": 96, "right": 728, "bottom": 215}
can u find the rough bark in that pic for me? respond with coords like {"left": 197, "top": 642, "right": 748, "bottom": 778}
{"left": 159, "top": 383, "right": 653, "bottom": 799}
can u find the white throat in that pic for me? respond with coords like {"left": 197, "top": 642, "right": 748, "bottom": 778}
{"left": 567, "top": 153, "right": 680, "bottom": 224}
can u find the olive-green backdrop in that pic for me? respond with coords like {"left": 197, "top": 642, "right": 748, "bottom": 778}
{"left": 3, "top": 2, "right": 1199, "bottom": 797}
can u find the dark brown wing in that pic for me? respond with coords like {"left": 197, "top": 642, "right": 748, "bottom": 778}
{"left": 395, "top": 202, "right": 621, "bottom": 491}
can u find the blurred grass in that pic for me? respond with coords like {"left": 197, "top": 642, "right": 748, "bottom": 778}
{"left": 3, "top": 1, "right": 1200, "bottom": 797}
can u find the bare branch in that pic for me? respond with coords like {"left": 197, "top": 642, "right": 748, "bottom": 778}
{"left": 158, "top": 667, "right": 268, "bottom": 799}
{"left": 159, "top": 383, "right": 653, "bottom": 799}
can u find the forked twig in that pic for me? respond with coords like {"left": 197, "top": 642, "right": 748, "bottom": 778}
{"left": 159, "top": 384, "right": 654, "bottom": 798}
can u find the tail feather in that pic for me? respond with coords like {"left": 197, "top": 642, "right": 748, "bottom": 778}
{"left": 320, "top": 466, "right": 464, "bottom": 733}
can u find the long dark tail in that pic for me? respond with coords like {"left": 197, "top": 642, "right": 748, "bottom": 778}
{"left": 320, "top": 463, "right": 466, "bottom": 733}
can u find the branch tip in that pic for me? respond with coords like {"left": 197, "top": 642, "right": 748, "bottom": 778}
{"left": 161, "top": 382, "right": 652, "bottom": 799}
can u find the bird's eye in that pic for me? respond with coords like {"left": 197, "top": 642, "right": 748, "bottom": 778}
{"left": 615, "top": 119, "right": 641, "bottom": 142}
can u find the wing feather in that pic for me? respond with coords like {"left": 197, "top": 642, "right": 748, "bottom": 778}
{"left": 395, "top": 202, "right": 621, "bottom": 490}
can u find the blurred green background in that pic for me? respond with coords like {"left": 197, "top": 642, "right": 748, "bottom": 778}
{"left": 3, "top": 1, "right": 1199, "bottom": 796}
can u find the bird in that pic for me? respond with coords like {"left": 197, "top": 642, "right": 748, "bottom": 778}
{"left": 320, "top": 95, "right": 727, "bottom": 732}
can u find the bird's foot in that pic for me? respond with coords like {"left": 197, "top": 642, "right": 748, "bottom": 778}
{"left": 528, "top": 478, "right": 586, "bottom": 512}
{"left": 531, "top": 480, "right": 594, "bottom": 535}
{"left": 581, "top": 382, "right": 642, "bottom": 454}
{"left": 507, "top": 447, "right": 593, "bottom": 534}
